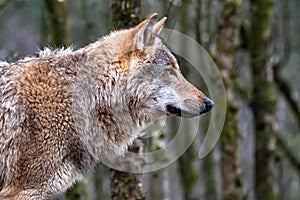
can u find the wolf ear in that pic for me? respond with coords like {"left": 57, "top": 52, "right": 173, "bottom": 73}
{"left": 133, "top": 13, "right": 167, "bottom": 49}
{"left": 152, "top": 16, "right": 167, "bottom": 35}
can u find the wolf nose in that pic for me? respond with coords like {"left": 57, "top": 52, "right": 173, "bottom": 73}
{"left": 200, "top": 98, "right": 214, "bottom": 114}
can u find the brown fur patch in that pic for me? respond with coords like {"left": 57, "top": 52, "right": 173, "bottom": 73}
{"left": 113, "top": 50, "right": 146, "bottom": 73}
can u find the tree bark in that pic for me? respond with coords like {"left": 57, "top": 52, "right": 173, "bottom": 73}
{"left": 110, "top": 169, "right": 145, "bottom": 200}
{"left": 175, "top": 1, "right": 205, "bottom": 199}
{"left": 249, "top": 0, "right": 278, "bottom": 199}
{"left": 215, "top": 0, "right": 244, "bottom": 199}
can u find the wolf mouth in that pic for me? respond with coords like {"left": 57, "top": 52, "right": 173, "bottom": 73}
{"left": 166, "top": 105, "right": 198, "bottom": 117}
{"left": 166, "top": 104, "right": 212, "bottom": 117}
{"left": 166, "top": 105, "right": 182, "bottom": 116}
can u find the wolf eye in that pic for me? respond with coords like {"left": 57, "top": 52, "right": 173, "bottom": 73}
{"left": 171, "top": 52, "right": 181, "bottom": 66}
{"left": 166, "top": 68, "right": 177, "bottom": 76}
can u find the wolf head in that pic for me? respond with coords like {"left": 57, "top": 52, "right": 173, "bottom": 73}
{"left": 118, "top": 13, "right": 214, "bottom": 119}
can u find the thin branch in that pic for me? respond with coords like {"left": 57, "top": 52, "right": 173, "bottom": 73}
{"left": 275, "top": 0, "right": 291, "bottom": 66}
{"left": 195, "top": 0, "right": 201, "bottom": 43}
{"left": 274, "top": 64, "right": 300, "bottom": 125}
{"left": 276, "top": 134, "right": 300, "bottom": 173}
{"left": 272, "top": 0, "right": 300, "bottom": 126}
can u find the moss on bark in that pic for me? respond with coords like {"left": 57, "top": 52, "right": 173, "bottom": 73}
{"left": 110, "top": 170, "right": 145, "bottom": 200}
{"left": 178, "top": 147, "right": 199, "bottom": 200}
{"left": 215, "top": 0, "right": 244, "bottom": 199}
{"left": 249, "top": 0, "right": 278, "bottom": 199}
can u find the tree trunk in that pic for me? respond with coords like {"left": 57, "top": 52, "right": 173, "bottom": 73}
{"left": 175, "top": 1, "right": 203, "bottom": 199}
{"left": 109, "top": 1, "right": 144, "bottom": 199}
{"left": 249, "top": 0, "right": 278, "bottom": 199}
{"left": 44, "top": 0, "right": 70, "bottom": 46}
{"left": 215, "top": 0, "right": 244, "bottom": 199}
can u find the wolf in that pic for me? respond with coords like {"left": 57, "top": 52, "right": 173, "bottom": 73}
{"left": 0, "top": 13, "right": 214, "bottom": 199}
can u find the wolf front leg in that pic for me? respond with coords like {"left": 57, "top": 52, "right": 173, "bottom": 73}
{"left": 0, "top": 163, "right": 80, "bottom": 200}
{"left": 0, "top": 187, "right": 44, "bottom": 200}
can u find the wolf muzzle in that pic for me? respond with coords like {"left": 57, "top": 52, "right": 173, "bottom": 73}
{"left": 200, "top": 98, "right": 214, "bottom": 114}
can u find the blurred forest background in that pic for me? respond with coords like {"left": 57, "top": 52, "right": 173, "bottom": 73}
{"left": 0, "top": 0, "right": 300, "bottom": 199}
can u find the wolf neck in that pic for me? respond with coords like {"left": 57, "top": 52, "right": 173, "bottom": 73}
{"left": 74, "top": 34, "right": 152, "bottom": 162}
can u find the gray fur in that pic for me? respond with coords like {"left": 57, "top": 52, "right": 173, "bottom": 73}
{"left": 0, "top": 14, "right": 212, "bottom": 199}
